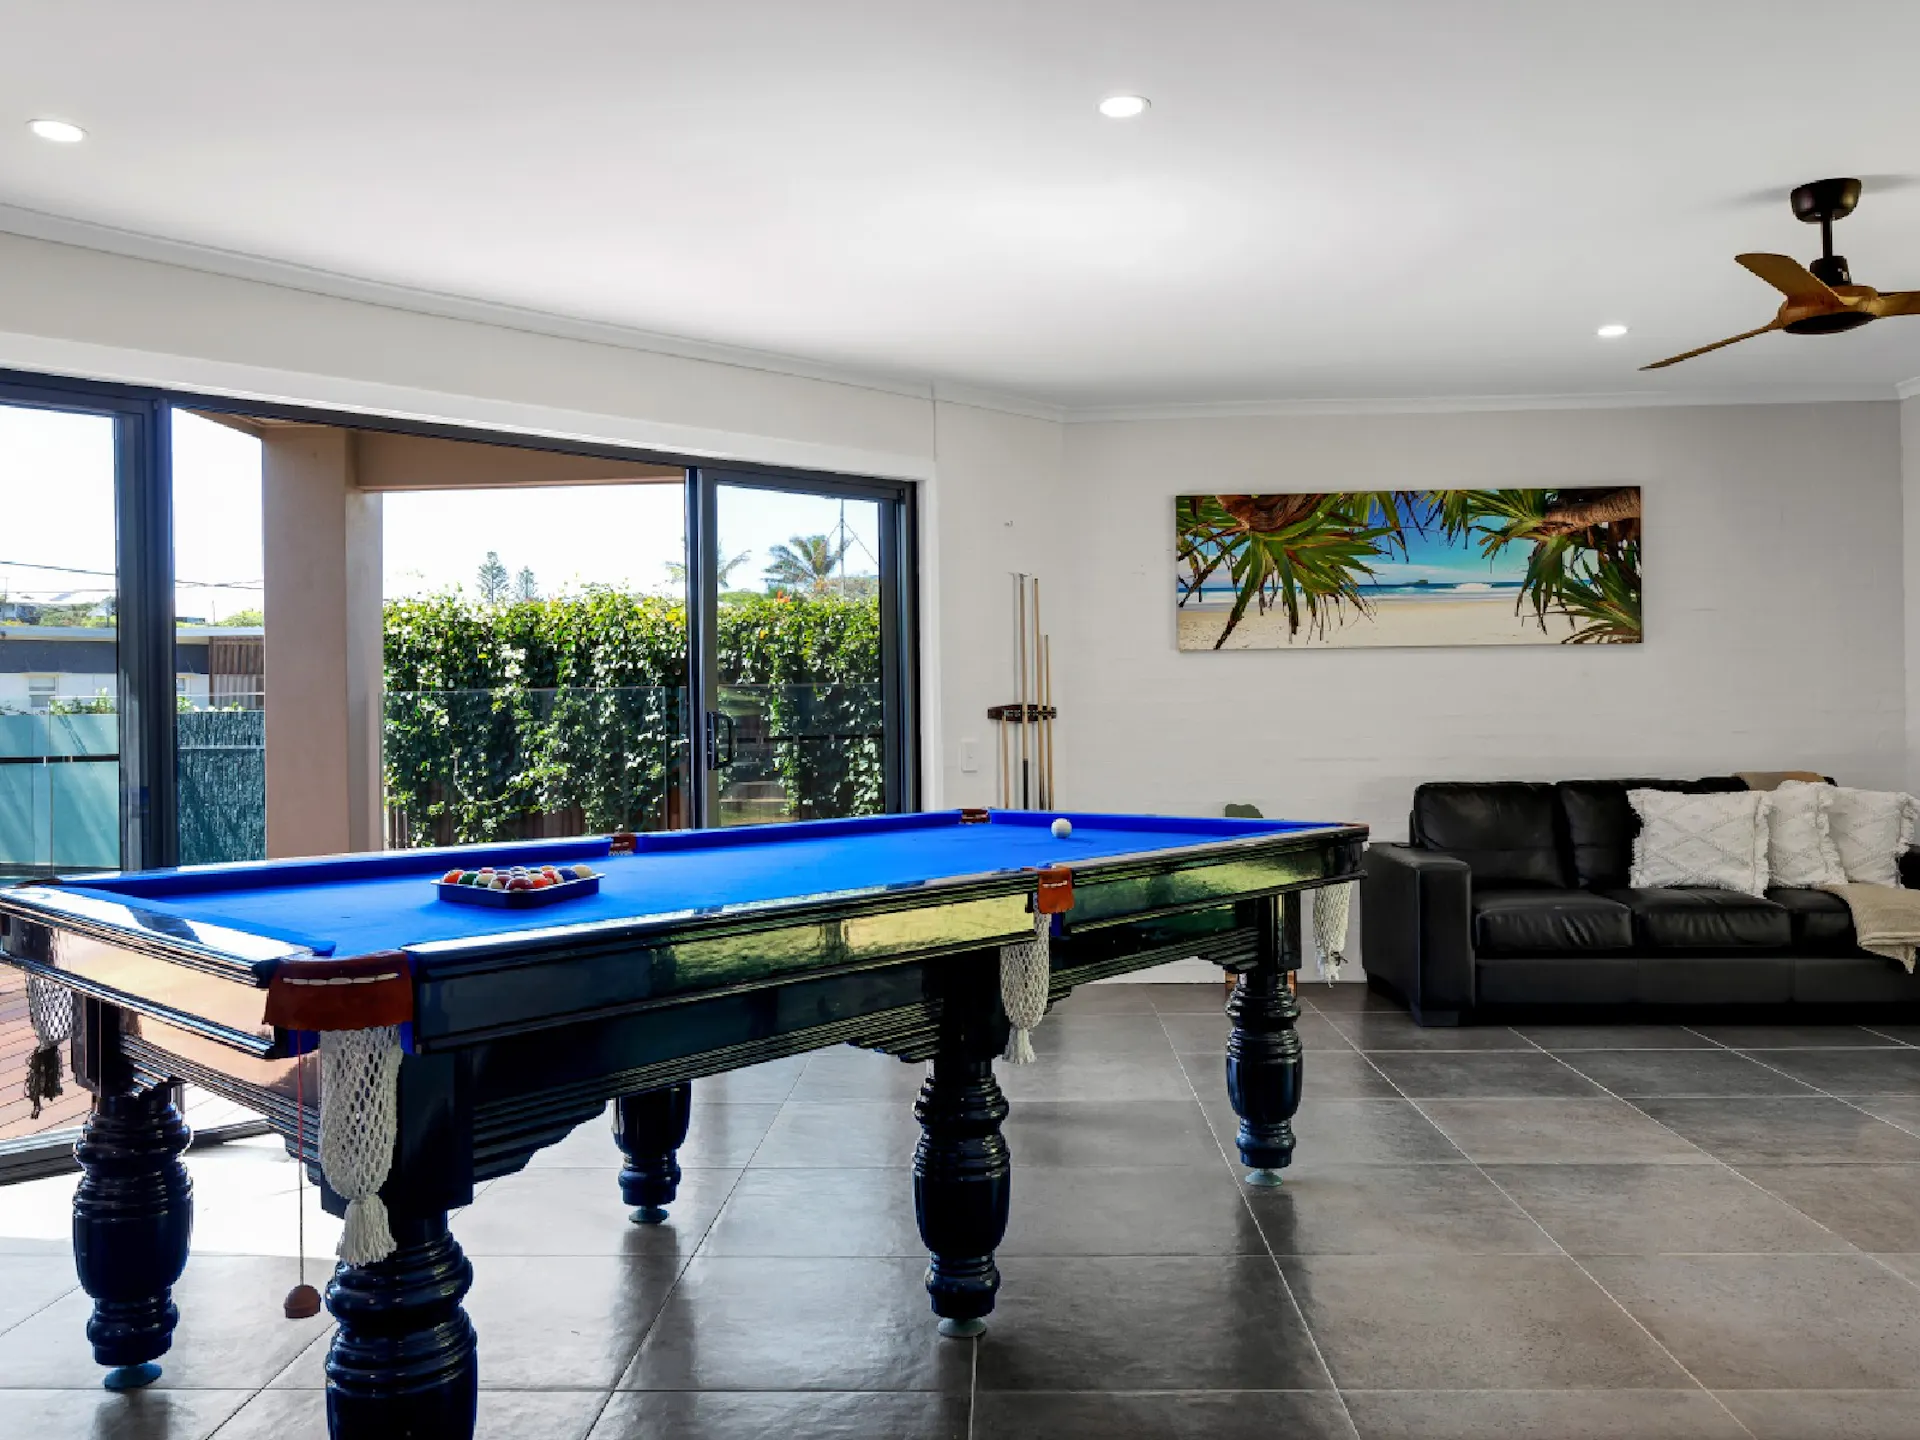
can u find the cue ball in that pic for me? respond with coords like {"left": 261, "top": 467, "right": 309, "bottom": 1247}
{"left": 1051, "top": 818, "right": 1072, "bottom": 839}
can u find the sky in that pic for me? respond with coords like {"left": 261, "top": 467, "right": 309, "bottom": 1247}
{"left": 0, "top": 405, "right": 120, "bottom": 612}
{"left": 1370, "top": 519, "right": 1529, "bottom": 586}
{"left": 0, "top": 405, "right": 880, "bottom": 625}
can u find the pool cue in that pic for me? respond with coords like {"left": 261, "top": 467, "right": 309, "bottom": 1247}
{"left": 1036, "top": 579, "right": 1052, "bottom": 814}
{"left": 998, "top": 703, "right": 1010, "bottom": 808}
{"left": 1042, "top": 634, "right": 1054, "bottom": 808}
{"left": 1016, "top": 573, "right": 1029, "bottom": 809}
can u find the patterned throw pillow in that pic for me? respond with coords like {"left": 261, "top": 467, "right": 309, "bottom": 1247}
{"left": 1766, "top": 782, "right": 1846, "bottom": 888}
{"left": 1628, "top": 789, "right": 1772, "bottom": 896}
{"left": 1817, "top": 785, "right": 1917, "bottom": 888}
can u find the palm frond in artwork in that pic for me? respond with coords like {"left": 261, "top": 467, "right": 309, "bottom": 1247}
{"left": 1177, "top": 491, "right": 1414, "bottom": 648}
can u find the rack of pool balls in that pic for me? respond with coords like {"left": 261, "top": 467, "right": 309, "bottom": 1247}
{"left": 434, "top": 862, "right": 601, "bottom": 909}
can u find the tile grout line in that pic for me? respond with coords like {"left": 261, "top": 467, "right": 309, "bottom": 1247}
{"left": 1157, "top": 987, "right": 1366, "bottom": 1440}
{"left": 0, "top": 1281, "right": 80, "bottom": 1345}
{"left": 1370, "top": 1025, "right": 1762, "bottom": 1440}
{"left": 1665, "top": 1025, "right": 1920, "bottom": 1296}
{"left": 594, "top": 1086, "right": 781, "bottom": 1403}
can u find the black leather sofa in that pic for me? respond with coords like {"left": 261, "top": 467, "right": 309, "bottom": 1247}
{"left": 1361, "top": 778, "right": 1920, "bottom": 1025}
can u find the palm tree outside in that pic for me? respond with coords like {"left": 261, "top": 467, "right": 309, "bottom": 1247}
{"left": 765, "top": 534, "right": 851, "bottom": 596}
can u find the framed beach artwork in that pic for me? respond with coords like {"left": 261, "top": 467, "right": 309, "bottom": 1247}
{"left": 1175, "top": 488, "right": 1642, "bottom": 651}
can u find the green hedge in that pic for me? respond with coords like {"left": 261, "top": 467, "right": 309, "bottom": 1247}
{"left": 383, "top": 590, "right": 881, "bottom": 844}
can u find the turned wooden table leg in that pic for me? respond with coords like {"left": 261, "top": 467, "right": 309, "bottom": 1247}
{"left": 325, "top": 1210, "right": 477, "bottom": 1439}
{"left": 1225, "top": 893, "right": 1305, "bottom": 1186}
{"left": 615, "top": 1083, "right": 693, "bottom": 1224}
{"left": 913, "top": 955, "right": 1011, "bottom": 1338}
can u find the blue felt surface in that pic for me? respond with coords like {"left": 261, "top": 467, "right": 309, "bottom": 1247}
{"left": 64, "top": 810, "right": 1327, "bottom": 962}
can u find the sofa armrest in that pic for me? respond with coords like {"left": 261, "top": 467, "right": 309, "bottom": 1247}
{"left": 1902, "top": 847, "right": 1920, "bottom": 890}
{"left": 1359, "top": 844, "right": 1475, "bottom": 1020}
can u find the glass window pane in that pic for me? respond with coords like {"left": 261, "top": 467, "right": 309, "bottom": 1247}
{"left": 381, "top": 480, "right": 690, "bottom": 847}
{"left": 0, "top": 402, "right": 121, "bottom": 879}
{"left": 713, "top": 485, "right": 884, "bottom": 826}
{"left": 171, "top": 409, "right": 268, "bottom": 864}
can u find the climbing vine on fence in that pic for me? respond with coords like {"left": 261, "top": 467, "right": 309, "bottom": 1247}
{"left": 382, "top": 590, "right": 882, "bottom": 845}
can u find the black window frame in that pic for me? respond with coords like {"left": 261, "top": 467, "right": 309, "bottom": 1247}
{"left": 687, "top": 465, "right": 919, "bottom": 828}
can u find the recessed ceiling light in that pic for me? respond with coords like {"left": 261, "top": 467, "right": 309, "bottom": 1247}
{"left": 1098, "top": 95, "right": 1150, "bottom": 120}
{"left": 28, "top": 118, "right": 85, "bottom": 144}
{"left": 1596, "top": 323, "right": 1629, "bottom": 339}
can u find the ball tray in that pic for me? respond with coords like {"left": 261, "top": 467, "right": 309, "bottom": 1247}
{"left": 435, "top": 874, "right": 601, "bottom": 908}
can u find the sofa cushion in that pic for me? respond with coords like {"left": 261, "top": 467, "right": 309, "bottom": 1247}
{"left": 1556, "top": 778, "right": 1745, "bottom": 890}
{"left": 1472, "top": 888, "right": 1633, "bottom": 954}
{"left": 1628, "top": 789, "right": 1772, "bottom": 896}
{"left": 1604, "top": 887, "right": 1792, "bottom": 951}
{"left": 1411, "top": 782, "right": 1567, "bottom": 888}
{"left": 1766, "top": 887, "right": 1856, "bottom": 955}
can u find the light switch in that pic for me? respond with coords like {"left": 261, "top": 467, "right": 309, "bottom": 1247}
{"left": 959, "top": 737, "right": 979, "bottom": 773}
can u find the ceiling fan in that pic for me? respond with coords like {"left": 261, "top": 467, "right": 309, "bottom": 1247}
{"left": 1642, "top": 177, "right": 1920, "bottom": 370}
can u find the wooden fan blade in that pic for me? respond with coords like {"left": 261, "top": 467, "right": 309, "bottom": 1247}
{"left": 1737, "top": 253, "right": 1840, "bottom": 303}
{"left": 1871, "top": 290, "right": 1920, "bottom": 316}
{"left": 1639, "top": 321, "right": 1782, "bottom": 371}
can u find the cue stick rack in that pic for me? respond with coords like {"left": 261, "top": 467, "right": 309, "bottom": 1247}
{"left": 988, "top": 571, "right": 1058, "bottom": 809}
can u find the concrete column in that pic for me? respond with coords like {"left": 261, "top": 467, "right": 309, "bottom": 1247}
{"left": 261, "top": 428, "right": 383, "bottom": 857}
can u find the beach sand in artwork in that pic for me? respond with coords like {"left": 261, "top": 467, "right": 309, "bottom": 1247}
{"left": 1179, "top": 596, "right": 1579, "bottom": 650}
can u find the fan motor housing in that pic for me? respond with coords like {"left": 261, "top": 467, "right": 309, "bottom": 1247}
{"left": 1792, "top": 178, "right": 1862, "bottom": 224}
{"left": 1784, "top": 308, "right": 1876, "bottom": 336}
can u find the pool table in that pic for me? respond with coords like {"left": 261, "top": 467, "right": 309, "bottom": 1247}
{"left": 0, "top": 808, "right": 1365, "bottom": 1439}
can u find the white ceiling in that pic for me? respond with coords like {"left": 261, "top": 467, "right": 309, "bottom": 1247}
{"left": 3, "top": 0, "right": 1919, "bottom": 410}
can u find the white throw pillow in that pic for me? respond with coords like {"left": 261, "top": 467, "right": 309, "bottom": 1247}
{"left": 1628, "top": 789, "right": 1772, "bottom": 896}
{"left": 1766, "top": 782, "right": 1846, "bottom": 889}
{"left": 1819, "top": 784, "right": 1917, "bottom": 888}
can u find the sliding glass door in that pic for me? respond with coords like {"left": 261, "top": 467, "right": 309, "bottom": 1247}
{"left": 688, "top": 469, "right": 915, "bottom": 827}
{"left": 0, "top": 376, "right": 172, "bottom": 1166}
{"left": 0, "top": 401, "right": 122, "bottom": 879}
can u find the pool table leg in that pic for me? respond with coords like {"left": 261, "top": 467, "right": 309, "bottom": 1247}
{"left": 614, "top": 1083, "right": 693, "bottom": 1224}
{"left": 70, "top": 1036, "right": 194, "bottom": 1394}
{"left": 914, "top": 972, "right": 1011, "bottom": 1338}
{"left": 325, "top": 1209, "right": 477, "bottom": 1440}
{"left": 1225, "top": 893, "right": 1304, "bottom": 1187}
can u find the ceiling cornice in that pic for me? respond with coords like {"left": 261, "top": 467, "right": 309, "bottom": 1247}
{"left": 1065, "top": 386, "right": 1900, "bottom": 423}
{"left": 0, "top": 204, "right": 1907, "bottom": 426}
{"left": 929, "top": 382, "right": 1067, "bottom": 424}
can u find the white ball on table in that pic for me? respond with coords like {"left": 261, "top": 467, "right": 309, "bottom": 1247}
{"left": 1050, "top": 817, "right": 1072, "bottom": 839}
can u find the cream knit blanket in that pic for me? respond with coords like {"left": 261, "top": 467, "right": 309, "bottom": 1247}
{"left": 1821, "top": 883, "right": 1920, "bottom": 973}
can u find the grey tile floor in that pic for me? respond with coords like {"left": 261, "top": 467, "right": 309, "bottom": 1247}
{"left": 7, "top": 981, "right": 1920, "bottom": 1436}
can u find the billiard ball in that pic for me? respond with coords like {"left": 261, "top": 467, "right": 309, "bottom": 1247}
{"left": 1051, "top": 818, "right": 1072, "bottom": 839}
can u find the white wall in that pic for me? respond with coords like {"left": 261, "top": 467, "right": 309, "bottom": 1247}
{"left": 1904, "top": 393, "right": 1920, "bottom": 791}
{"left": 1061, "top": 403, "right": 1909, "bottom": 843}
{"left": 925, "top": 403, "right": 1066, "bottom": 809}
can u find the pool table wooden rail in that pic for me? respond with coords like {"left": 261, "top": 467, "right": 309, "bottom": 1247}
{"left": 0, "top": 820, "right": 1364, "bottom": 1060}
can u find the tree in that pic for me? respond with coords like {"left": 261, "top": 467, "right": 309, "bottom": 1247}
{"left": 765, "top": 534, "right": 849, "bottom": 596}
{"left": 220, "top": 607, "right": 265, "bottom": 627}
{"left": 476, "top": 552, "right": 510, "bottom": 604}
{"left": 515, "top": 567, "right": 539, "bottom": 602}
{"left": 664, "top": 550, "right": 751, "bottom": 590}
